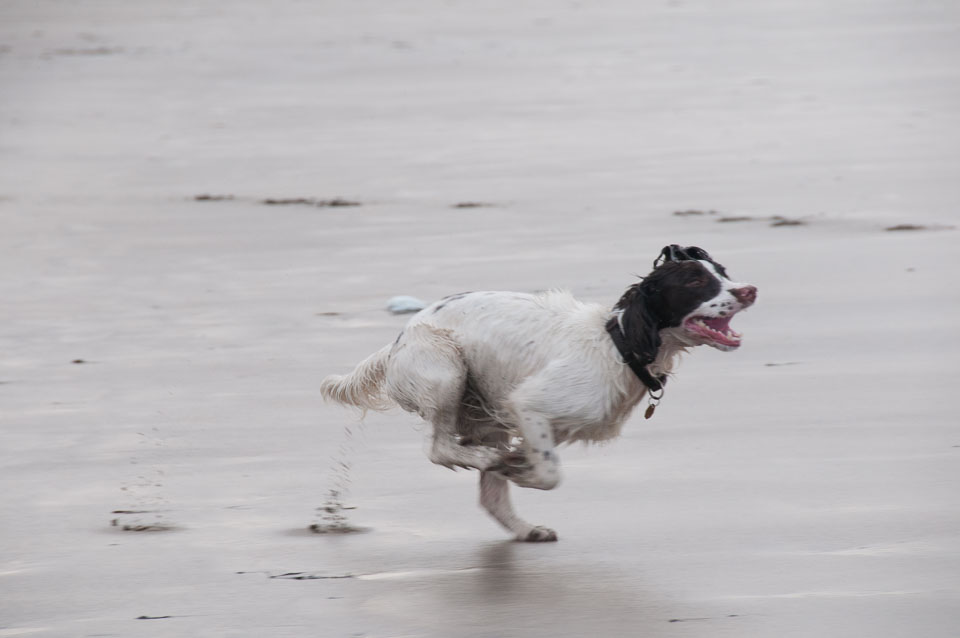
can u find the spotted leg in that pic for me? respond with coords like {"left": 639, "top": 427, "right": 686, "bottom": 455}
{"left": 489, "top": 408, "right": 561, "bottom": 490}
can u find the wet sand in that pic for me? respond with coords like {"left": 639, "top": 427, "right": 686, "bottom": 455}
{"left": 1, "top": 1, "right": 958, "bottom": 636}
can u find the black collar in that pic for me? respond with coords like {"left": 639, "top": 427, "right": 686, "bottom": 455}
{"left": 605, "top": 316, "right": 667, "bottom": 392}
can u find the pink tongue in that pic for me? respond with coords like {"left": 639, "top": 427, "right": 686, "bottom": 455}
{"left": 704, "top": 316, "right": 731, "bottom": 331}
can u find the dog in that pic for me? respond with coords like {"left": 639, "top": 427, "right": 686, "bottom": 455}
{"left": 320, "top": 245, "right": 757, "bottom": 541}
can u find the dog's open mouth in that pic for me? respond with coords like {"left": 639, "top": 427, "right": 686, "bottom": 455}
{"left": 683, "top": 314, "right": 742, "bottom": 349}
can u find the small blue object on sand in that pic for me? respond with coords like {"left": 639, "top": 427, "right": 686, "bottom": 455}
{"left": 386, "top": 295, "right": 427, "bottom": 314}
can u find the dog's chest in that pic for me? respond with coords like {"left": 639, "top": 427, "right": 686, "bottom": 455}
{"left": 551, "top": 382, "right": 647, "bottom": 444}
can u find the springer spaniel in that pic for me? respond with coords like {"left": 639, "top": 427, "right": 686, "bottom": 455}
{"left": 321, "top": 245, "right": 757, "bottom": 541}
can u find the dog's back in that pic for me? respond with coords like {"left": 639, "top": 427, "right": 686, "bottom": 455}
{"left": 399, "top": 290, "right": 612, "bottom": 407}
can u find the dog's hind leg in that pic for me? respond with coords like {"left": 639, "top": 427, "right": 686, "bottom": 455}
{"left": 430, "top": 416, "right": 501, "bottom": 470}
{"left": 479, "top": 471, "right": 557, "bottom": 542}
{"left": 384, "top": 325, "right": 499, "bottom": 470}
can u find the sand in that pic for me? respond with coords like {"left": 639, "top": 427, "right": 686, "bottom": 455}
{"left": 1, "top": 1, "right": 958, "bottom": 636}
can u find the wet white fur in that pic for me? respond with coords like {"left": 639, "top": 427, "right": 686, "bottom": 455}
{"left": 321, "top": 267, "right": 747, "bottom": 541}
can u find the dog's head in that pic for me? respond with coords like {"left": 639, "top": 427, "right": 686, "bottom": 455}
{"left": 615, "top": 245, "right": 757, "bottom": 357}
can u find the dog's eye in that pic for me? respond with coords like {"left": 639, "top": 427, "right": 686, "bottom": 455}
{"left": 686, "top": 278, "right": 708, "bottom": 287}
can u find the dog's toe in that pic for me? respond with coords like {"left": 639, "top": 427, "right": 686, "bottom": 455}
{"left": 520, "top": 526, "right": 558, "bottom": 542}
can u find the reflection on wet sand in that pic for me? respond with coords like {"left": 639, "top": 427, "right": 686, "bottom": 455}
{"left": 359, "top": 541, "right": 685, "bottom": 637}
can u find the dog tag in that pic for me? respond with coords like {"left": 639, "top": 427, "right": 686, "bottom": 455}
{"left": 644, "top": 403, "right": 656, "bottom": 419}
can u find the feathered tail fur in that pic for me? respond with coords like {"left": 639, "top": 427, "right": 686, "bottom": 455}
{"left": 320, "top": 345, "right": 394, "bottom": 412}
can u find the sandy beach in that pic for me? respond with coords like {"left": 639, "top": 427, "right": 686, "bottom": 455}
{"left": 2, "top": 1, "right": 959, "bottom": 636}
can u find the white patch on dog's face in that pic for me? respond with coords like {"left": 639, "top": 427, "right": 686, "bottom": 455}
{"left": 671, "top": 260, "right": 757, "bottom": 351}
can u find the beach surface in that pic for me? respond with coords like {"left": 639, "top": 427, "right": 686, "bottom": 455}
{"left": 1, "top": 1, "right": 958, "bottom": 636}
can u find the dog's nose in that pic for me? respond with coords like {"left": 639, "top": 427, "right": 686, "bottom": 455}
{"left": 731, "top": 285, "right": 757, "bottom": 305}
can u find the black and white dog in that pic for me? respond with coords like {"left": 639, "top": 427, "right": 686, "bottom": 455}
{"left": 321, "top": 245, "right": 757, "bottom": 541}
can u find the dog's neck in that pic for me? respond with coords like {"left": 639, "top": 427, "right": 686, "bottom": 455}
{"left": 605, "top": 313, "right": 667, "bottom": 391}
{"left": 648, "top": 330, "right": 687, "bottom": 378}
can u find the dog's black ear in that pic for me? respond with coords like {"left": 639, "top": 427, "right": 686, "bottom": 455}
{"left": 617, "top": 283, "right": 663, "bottom": 370}
{"left": 656, "top": 244, "right": 714, "bottom": 268}
{"left": 654, "top": 244, "right": 682, "bottom": 269}
{"left": 680, "top": 245, "right": 728, "bottom": 278}
{"left": 681, "top": 246, "right": 712, "bottom": 261}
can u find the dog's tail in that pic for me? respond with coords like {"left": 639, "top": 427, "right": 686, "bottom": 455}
{"left": 320, "top": 345, "right": 394, "bottom": 412}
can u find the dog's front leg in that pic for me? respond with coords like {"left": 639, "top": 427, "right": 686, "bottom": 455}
{"left": 479, "top": 471, "right": 557, "bottom": 542}
{"left": 490, "top": 409, "right": 561, "bottom": 490}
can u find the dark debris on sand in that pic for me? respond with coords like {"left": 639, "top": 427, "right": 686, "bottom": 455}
{"left": 885, "top": 224, "right": 927, "bottom": 231}
{"left": 673, "top": 209, "right": 808, "bottom": 227}
{"left": 452, "top": 202, "right": 497, "bottom": 208}
{"left": 672, "top": 209, "right": 718, "bottom": 216}
{"left": 770, "top": 216, "right": 807, "bottom": 227}
{"left": 262, "top": 197, "right": 361, "bottom": 207}
{"left": 885, "top": 223, "right": 955, "bottom": 232}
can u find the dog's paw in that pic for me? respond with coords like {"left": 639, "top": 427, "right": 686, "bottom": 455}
{"left": 520, "top": 526, "right": 558, "bottom": 543}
